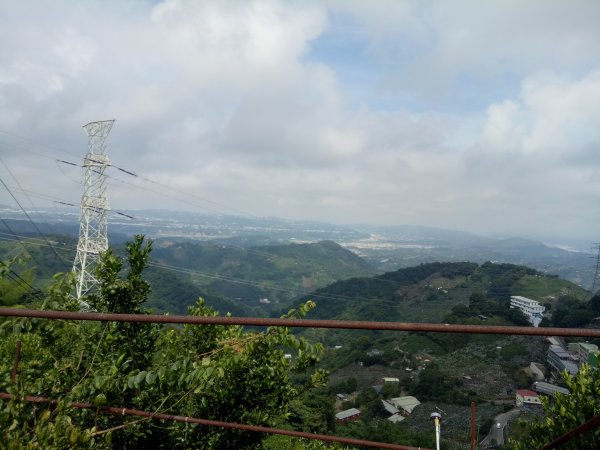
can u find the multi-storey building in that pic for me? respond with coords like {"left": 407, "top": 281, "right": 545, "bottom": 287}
{"left": 547, "top": 345, "right": 579, "bottom": 376}
{"left": 510, "top": 295, "right": 545, "bottom": 327}
{"left": 568, "top": 342, "right": 598, "bottom": 366}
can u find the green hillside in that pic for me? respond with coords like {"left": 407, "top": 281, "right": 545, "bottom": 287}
{"left": 296, "top": 262, "right": 596, "bottom": 449}
{"left": 294, "top": 261, "right": 588, "bottom": 324}
{"left": 0, "top": 235, "right": 74, "bottom": 285}
{"left": 4, "top": 235, "right": 600, "bottom": 449}
{"left": 148, "top": 238, "right": 375, "bottom": 314}
{"left": 0, "top": 235, "right": 375, "bottom": 315}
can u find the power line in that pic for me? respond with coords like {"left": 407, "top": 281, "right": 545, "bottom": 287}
{"left": 0, "top": 217, "right": 53, "bottom": 278}
{"left": 0, "top": 231, "right": 73, "bottom": 249}
{"left": 1, "top": 132, "right": 583, "bottom": 308}
{"left": 0, "top": 157, "right": 66, "bottom": 250}
{"left": 55, "top": 158, "right": 232, "bottom": 217}
{"left": 7, "top": 270, "right": 38, "bottom": 293}
{"left": 57, "top": 155, "right": 257, "bottom": 218}
{"left": 2, "top": 184, "right": 73, "bottom": 204}
{"left": 0, "top": 129, "right": 80, "bottom": 158}
{"left": 2, "top": 183, "right": 135, "bottom": 220}
{"left": 0, "top": 233, "right": 531, "bottom": 313}
{"left": 3, "top": 233, "right": 383, "bottom": 308}
{"left": 0, "top": 175, "right": 68, "bottom": 265}
{"left": 3, "top": 131, "right": 361, "bottom": 268}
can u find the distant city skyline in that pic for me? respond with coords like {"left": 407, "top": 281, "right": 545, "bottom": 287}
{"left": 1, "top": 1, "right": 600, "bottom": 242}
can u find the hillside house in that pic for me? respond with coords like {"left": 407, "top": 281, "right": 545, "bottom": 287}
{"left": 381, "top": 400, "right": 406, "bottom": 423}
{"left": 335, "top": 408, "right": 361, "bottom": 423}
{"left": 389, "top": 396, "right": 421, "bottom": 416}
{"left": 510, "top": 295, "right": 545, "bottom": 327}
{"left": 381, "top": 377, "right": 400, "bottom": 384}
{"left": 516, "top": 389, "right": 541, "bottom": 407}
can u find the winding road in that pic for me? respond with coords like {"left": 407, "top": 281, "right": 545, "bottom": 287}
{"left": 480, "top": 408, "right": 521, "bottom": 447}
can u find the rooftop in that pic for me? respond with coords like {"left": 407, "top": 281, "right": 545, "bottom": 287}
{"left": 517, "top": 389, "right": 539, "bottom": 397}
{"left": 390, "top": 396, "right": 421, "bottom": 414}
{"left": 335, "top": 408, "right": 361, "bottom": 420}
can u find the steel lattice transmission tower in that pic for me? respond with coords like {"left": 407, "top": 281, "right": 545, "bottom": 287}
{"left": 72, "top": 120, "right": 115, "bottom": 299}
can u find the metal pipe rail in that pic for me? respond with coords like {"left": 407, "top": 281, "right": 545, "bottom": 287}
{"left": 1, "top": 307, "right": 600, "bottom": 337}
{"left": 3, "top": 307, "right": 600, "bottom": 448}
{"left": 0, "top": 393, "right": 429, "bottom": 450}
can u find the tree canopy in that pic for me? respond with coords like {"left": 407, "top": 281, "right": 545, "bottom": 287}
{"left": 0, "top": 235, "right": 327, "bottom": 449}
{"left": 510, "top": 360, "right": 600, "bottom": 450}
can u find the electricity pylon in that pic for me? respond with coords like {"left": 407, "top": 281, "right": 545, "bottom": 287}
{"left": 72, "top": 120, "right": 114, "bottom": 299}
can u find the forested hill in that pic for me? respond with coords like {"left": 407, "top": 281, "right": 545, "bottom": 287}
{"left": 146, "top": 238, "right": 375, "bottom": 314}
{"left": 292, "top": 261, "right": 589, "bottom": 323}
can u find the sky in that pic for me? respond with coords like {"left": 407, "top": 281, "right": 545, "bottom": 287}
{"left": 1, "top": 0, "right": 600, "bottom": 243}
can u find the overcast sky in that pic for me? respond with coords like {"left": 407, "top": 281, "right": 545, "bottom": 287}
{"left": 1, "top": 0, "right": 600, "bottom": 243}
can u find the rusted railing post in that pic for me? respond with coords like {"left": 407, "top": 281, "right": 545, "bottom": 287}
{"left": 11, "top": 340, "right": 21, "bottom": 383}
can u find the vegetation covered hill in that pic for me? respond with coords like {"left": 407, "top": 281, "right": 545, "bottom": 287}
{"left": 0, "top": 236, "right": 333, "bottom": 449}
{"left": 293, "top": 261, "right": 588, "bottom": 325}
{"left": 294, "top": 262, "right": 599, "bottom": 449}
{"left": 148, "top": 238, "right": 375, "bottom": 314}
{"left": 0, "top": 233, "right": 375, "bottom": 315}
{"left": 3, "top": 234, "right": 600, "bottom": 449}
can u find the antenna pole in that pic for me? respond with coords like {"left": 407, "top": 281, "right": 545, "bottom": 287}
{"left": 72, "top": 120, "right": 114, "bottom": 299}
{"left": 471, "top": 401, "right": 476, "bottom": 450}
{"left": 430, "top": 412, "right": 441, "bottom": 450}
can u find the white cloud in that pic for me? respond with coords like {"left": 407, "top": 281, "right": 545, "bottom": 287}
{"left": 1, "top": 0, "right": 600, "bottom": 240}
{"left": 478, "top": 71, "right": 600, "bottom": 157}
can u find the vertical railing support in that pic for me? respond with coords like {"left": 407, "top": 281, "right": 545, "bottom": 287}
{"left": 11, "top": 340, "right": 21, "bottom": 383}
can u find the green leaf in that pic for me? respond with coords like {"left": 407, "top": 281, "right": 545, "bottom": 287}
{"left": 94, "top": 393, "right": 107, "bottom": 406}
{"left": 145, "top": 372, "right": 157, "bottom": 385}
{"left": 134, "top": 370, "right": 147, "bottom": 387}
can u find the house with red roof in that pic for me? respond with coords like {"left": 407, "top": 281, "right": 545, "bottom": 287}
{"left": 516, "top": 389, "right": 541, "bottom": 407}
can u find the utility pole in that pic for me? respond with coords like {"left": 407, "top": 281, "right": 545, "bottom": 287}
{"left": 72, "top": 120, "right": 114, "bottom": 300}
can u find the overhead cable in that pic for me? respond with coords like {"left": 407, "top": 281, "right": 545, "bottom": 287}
{"left": 0, "top": 176, "right": 68, "bottom": 265}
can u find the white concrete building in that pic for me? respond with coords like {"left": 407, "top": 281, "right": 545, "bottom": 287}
{"left": 510, "top": 295, "right": 545, "bottom": 327}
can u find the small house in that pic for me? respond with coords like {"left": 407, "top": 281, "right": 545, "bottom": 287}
{"left": 389, "top": 396, "right": 421, "bottom": 416}
{"left": 516, "top": 389, "right": 541, "bottom": 407}
{"left": 381, "top": 377, "right": 400, "bottom": 384}
{"left": 335, "top": 408, "right": 361, "bottom": 423}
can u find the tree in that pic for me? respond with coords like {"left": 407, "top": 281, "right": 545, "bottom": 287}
{"left": 0, "top": 255, "right": 38, "bottom": 306}
{"left": 510, "top": 360, "right": 600, "bottom": 450}
{"left": 0, "top": 236, "right": 326, "bottom": 449}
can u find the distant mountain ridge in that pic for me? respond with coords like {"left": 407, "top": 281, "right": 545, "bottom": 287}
{"left": 1, "top": 206, "right": 594, "bottom": 289}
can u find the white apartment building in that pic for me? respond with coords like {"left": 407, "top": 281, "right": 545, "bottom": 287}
{"left": 510, "top": 295, "right": 545, "bottom": 327}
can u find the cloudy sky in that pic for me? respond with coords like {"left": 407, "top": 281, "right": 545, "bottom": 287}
{"left": 1, "top": 0, "right": 600, "bottom": 242}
